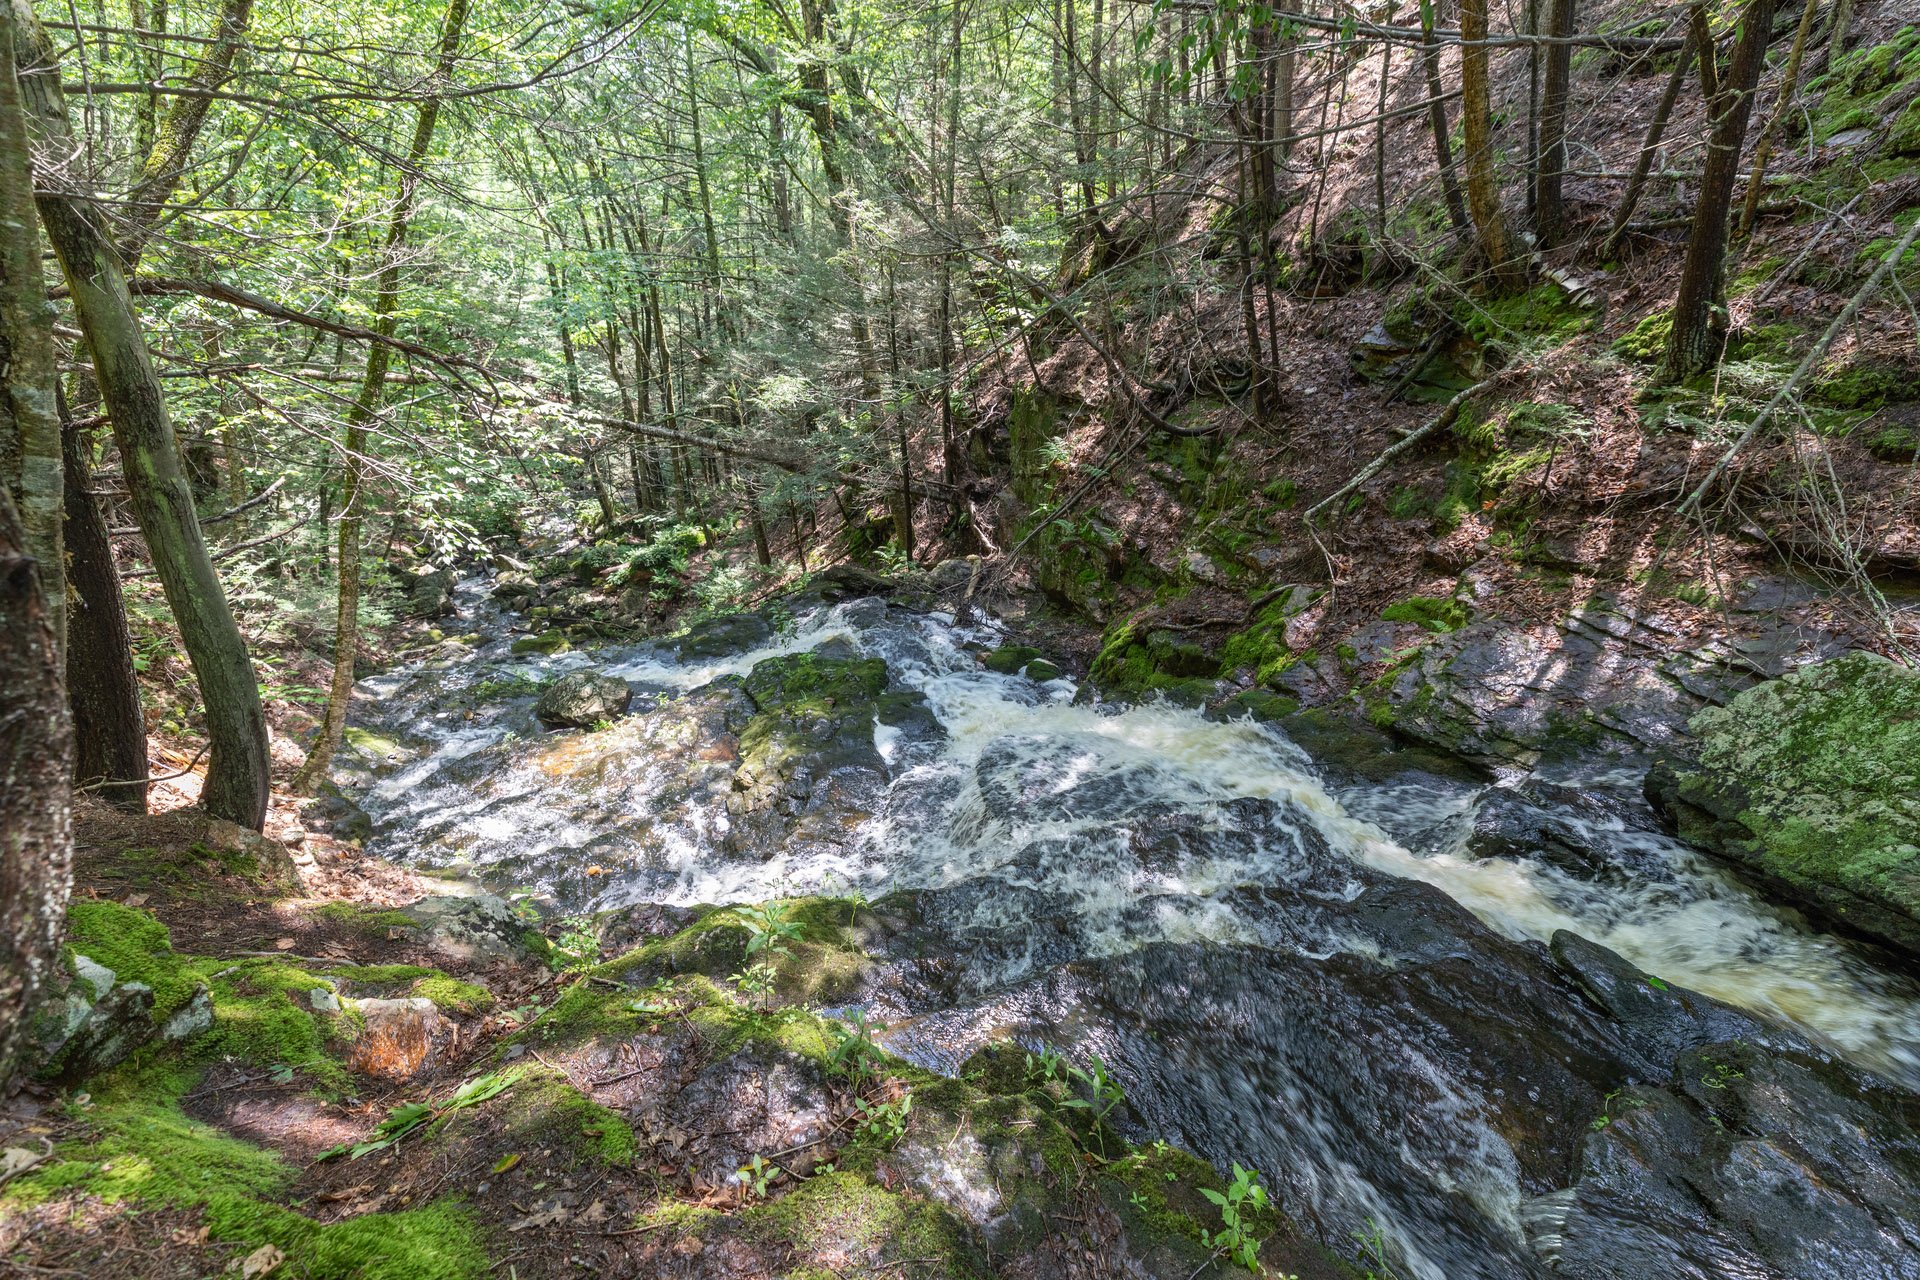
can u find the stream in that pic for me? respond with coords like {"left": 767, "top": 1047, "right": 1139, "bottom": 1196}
{"left": 339, "top": 577, "right": 1920, "bottom": 1279}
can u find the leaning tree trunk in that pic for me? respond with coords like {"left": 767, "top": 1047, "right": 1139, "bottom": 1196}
{"left": 0, "top": 2, "right": 72, "bottom": 1091}
{"left": 295, "top": 0, "right": 469, "bottom": 792}
{"left": 1664, "top": 0, "right": 1780, "bottom": 381}
{"left": 16, "top": 0, "right": 269, "bottom": 828}
{"left": 1458, "top": 0, "right": 1523, "bottom": 291}
{"left": 62, "top": 399, "right": 147, "bottom": 811}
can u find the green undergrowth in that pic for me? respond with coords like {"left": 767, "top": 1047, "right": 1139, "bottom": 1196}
{"left": 518, "top": 904, "right": 1321, "bottom": 1275}
{"left": 1381, "top": 595, "right": 1470, "bottom": 633}
{"left": 1804, "top": 28, "right": 1920, "bottom": 149}
{"left": 521, "top": 897, "right": 875, "bottom": 1050}
{"left": 323, "top": 963, "right": 497, "bottom": 1017}
{"left": 8, "top": 904, "right": 492, "bottom": 1279}
{"left": 64, "top": 901, "right": 354, "bottom": 1092}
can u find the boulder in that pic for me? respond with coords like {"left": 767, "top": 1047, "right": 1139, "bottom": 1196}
{"left": 28, "top": 952, "right": 212, "bottom": 1082}
{"left": 535, "top": 670, "right": 632, "bottom": 728}
{"left": 491, "top": 571, "right": 539, "bottom": 603}
{"left": 401, "top": 894, "right": 535, "bottom": 963}
{"left": 674, "top": 611, "right": 772, "bottom": 660}
{"left": 346, "top": 998, "right": 456, "bottom": 1081}
{"left": 724, "top": 652, "right": 934, "bottom": 860}
{"left": 1647, "top": 651, "right": 1920, "bottom": 959}
{"left": 409, "top": 569, "right": 456, "bottom": 618}
{"left": 510, "top": 629, "right": 570, "bottom": 656}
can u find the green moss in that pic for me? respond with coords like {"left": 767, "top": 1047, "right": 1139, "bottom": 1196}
{"left": 743, "top": 1172, "right": 984, "bottom": 1274}
{"left": 343, "top": 726, "right": 403, "bottom": 757}
{"left": 65, "top": 901, "right": 202, "bottom": 1018}
{"left": 1670, "top": 652, "right": 1920, "bottom": 953}
{"left": 982, "top": 644, "right": 1044, "bottom": 674}
{"left": 1459, "top": 283, "right": 1592, "bottom": 347}
{"left": 509, "top": 631, "right": 570, "bottom": 656}
{"left": 1805, "top": 29, "right": 1920, "bottom": 145}
{"left": 1381, "top": 596, "right": 1470, "bottom": 633}
{"left": 413, "top": 976, "right": 497, "bottom": 1017}
{"left": 1215, "top": 690, "right": 1301, "bottom": 723}
{"left": 1811, "top": 359, "right": 1912, "bottom": 411}
{"left": 491, "top": 1070, "right": 637, "bottom": 1168}
{"left": 309, "top": 902, "right": 418, "bottom": 934}
{"left": 1611, "top": 309, "right": 1673, "bottom": 363}
{"left": 6, "top": 1059, "right": 487, "bottom": 1279}
{"left": 1217, "top": 602, "right": 1301, "bottom": 689}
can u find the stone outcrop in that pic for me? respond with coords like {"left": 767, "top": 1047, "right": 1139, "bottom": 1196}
{"left": 1647, "top": 651, "right": 1920, "bottom": 959}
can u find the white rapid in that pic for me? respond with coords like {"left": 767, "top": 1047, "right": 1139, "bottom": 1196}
{"left": 341, "top": 582, "right": 1920, "bottom": 1279}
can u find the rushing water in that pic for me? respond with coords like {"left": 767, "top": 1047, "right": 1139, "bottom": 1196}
{"left": 343, "top": 578, "right": 1920, "bottom": 1278}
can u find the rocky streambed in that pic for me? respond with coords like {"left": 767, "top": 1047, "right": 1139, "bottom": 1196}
{"left": 331, "top": 572, "right": 1920, "bottom": 1280}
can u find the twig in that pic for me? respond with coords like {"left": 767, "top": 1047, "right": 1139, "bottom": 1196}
{"left": 1304, "top": 378, "right": 1494, "bottom": 525}
{"left": 1756, "top": 192, "right": 1864, "bottom": 303}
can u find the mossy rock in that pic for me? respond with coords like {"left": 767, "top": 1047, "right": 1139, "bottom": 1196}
{"left": 1211, "top": 689, "right": 1302, "bottom": 723}
{"left": 981, "top": 644, "right": 1044, "bottom": 674}
{"left": 509, "top": 630, "right": 570, "bottom": 656}
{"left": 1381, "top": 595, "right": 1471, "bottom": 633}
{"left": 1648, "top": 652, "right": 1920, "bottom": 958}
{"left": 1611, "top": 308, "right": 1673, "bottom": 363}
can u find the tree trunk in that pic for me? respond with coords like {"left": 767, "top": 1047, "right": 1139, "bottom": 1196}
{"left": 0, "top": 0, "right": 60, "bottom": 654}
{"left": 0, "top": 1, "right": 72, "bottom": 1091}
{"left": 1601, "top": 23, "right": 1697, "bottom": 259}
{"left": 120, "top": 0, "right": 253, "bottom": 267}
{"left": 295, "top": 0, "right": 469, "bottom": 792}
{"left": 1458, "top": 0, "right": 1522, "bottom": 291}
{"left": 1534, "top": 0, "right": 1575, "bottom": 245}
{"left": 17, "top": 1, "right": 269, "bottom": 829}
{"left": 1419, "top": 0, "right": 1471, "bottom": 238}
{"left": 1664, "top": 0, "right": 1780, "bottom": 381}
{"left": 62, "top": 399, "right": 146, "bottom": 811}
{"left": 1736, "top": 0, "right": 1818, "bottom": 239}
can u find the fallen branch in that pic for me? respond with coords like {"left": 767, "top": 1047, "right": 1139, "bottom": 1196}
{"left": 1305, "top": 379, "right": 1494, "bottom": 525}
{"left": 1756, "top": 192, "right": 1864, "bottom": 303}
{"left": 1677, "top": 214, "right": 1920, "bottom": 517}
{"left": 110, "top": 475, "right": 284, "bottom": 536}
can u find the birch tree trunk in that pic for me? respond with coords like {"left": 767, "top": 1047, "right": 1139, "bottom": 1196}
{"left": 0, "top": 0, "right": 73, "bottom": 1090}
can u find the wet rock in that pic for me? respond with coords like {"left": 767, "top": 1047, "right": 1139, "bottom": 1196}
{"left": 675, "top": 611, "right": 773, "bottom": 660}
{"left": 1646, "top": 651, "right": 1920, "bottom": 960}
{"left": 1547, "top": 932, "right": 1779, "bottom": 1078}
{"left": 303, "top": 785, "right": 373, "bottom": 844}
{"left": 1539, "top": 1041, "right": 1920, "bottom": 1280}
{"left": 491, "top": 571, "right": 539, "bottom": 603}
{"left": 535, "top": 669, "right": 633, "bottom": 728}
{"left": 812, "top": 563, "right": 896, "bottom": 600}
{"left": 981, "top": 644, "right": 1043, "bottom": 674}
{"left": 509, "top": 629, "right": 570, "bottom": 656}
{"left": 401, "top": 894, "right": 534, "bottom": 963}
{"left": 724, "top": 653, "right": 930, "bottom": 861}
{"left": 1379, "top": 619, "right": 1730, "bottom": 770}
{"left": 347, "top": 997, "right": 456, "bottom": 1081}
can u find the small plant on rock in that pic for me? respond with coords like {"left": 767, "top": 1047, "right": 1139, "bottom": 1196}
{"left": 1200, "top": 1161, "right": 1271, "bottom": 1271}
{"left": 854, "top": 1091, "right": 912, "bottom": 1148}
{"left": 828, "top": 1010, "right": 886, "bottom": 1088}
